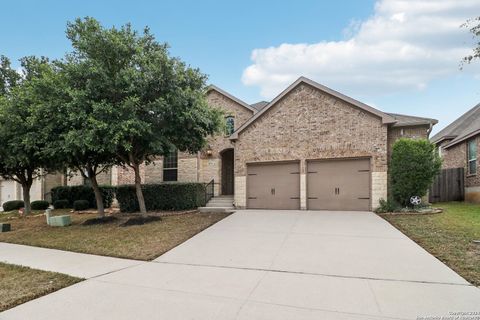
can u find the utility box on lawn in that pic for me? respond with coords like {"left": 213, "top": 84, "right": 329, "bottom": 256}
{"left": 48, "top": 215, "right": 71, "bottom": 227}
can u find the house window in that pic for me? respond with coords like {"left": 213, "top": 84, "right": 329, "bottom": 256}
{"left": 225, "top": 116, "right": 235, "bottom": 136}
{"left": 163, "top": 150, "right": 178, "bottom": 181}
{"left": 468, "top": 139, "right": 477, "bottom": 175}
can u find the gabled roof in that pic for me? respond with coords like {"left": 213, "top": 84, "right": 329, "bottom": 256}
{"left": 230, "top": 77, "right": 397, "bottom": 140}
{"left": 206, "top": 85, "right": 256, "bottom": 113}
{"left": 431, "top": 103, "right": 480, "bottom": 148}
{"left": 250, "top": 101, "right": 269, "bottom": 112}
{"left": 386, "top": 113, "right": 438, "bottom": 127}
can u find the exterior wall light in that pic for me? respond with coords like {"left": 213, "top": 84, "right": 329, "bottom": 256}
{"left": 206, "top": 145, "right": 213, "bottom": 156}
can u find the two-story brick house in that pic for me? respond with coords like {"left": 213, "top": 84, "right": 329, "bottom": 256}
{"left": 68, "top": 77, "right": 437, "bottom": 211}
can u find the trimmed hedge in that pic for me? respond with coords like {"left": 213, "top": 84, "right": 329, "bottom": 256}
{"left": 73, "top": 200, "right": 90, "bottom": 211}
{"left": 391, "top": 138, "right": 442, "bottom": 206}
{"left": 31, "top": 200, "right": 50, "bottom": 210}
{"left": 53, "top": 199, "right": 70, "bottom": 209}
{"left": 2, "top": 200, "right": 24, "bottom": 212}
{"left": 116, "top": 183, "right": 206, "bottom": 213}
{"left": 51, "top": 185, "right": 116, "bottom": 209}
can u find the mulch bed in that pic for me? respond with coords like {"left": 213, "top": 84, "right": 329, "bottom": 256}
{"left": 381, "top": 208, "right": 443, "bottom": 215}
{"left": 119, "top": 215, "right": 162, "bottom": 227}
{"left": 82, "top": 216, "right": 118, "bottom": 226}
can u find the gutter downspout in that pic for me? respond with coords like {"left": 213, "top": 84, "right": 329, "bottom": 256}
{"left": 427, "top": 122, "right": 434, "bottom": 139}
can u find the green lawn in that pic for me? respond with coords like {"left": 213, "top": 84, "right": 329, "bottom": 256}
{"left": 381, "top": 202, "right": 480, "bottom": 286}
{"left": 0, "top": 210, "right": 229, "bottom": 260}
{"left": 0, "top": 262, "right": 81, "bottom": 312}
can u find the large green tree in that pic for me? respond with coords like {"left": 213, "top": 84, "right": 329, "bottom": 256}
{"left": 37, "top": 57, "right": 121, "bottom": 217}
{"left": 62, "top": 18, "right": 223, "bottom": 214}
{"left": 0, "top": 56, "right": 60, "bottom": 214}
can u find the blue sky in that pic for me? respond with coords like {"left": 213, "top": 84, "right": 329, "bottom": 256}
{"left": 1, "top": 0, "right": 479, "bottom": 134}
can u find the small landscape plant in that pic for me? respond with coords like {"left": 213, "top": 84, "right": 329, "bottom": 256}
{"left": 375, "top": 198, "right": 400, "bottom": 213}
{"left": 53, "top": 199, "right": 70, "bottom": 209}
{"left": 30, "top": 200, "right": 50, "bottom": 210}
{"left": 2, "top": 200, "right": 25, "bottom": 212}
{"left": 73, "top": 200, "right": 90, "bottom": 211}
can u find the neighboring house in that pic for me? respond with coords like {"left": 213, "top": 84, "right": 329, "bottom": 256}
{"left": 67, "top": 77, "right": 437, "bottom": 211}
{"left": 0, "top": 174, "right": 63, "bottom": 209}
{"left": 431, "top": 103, "right": 480, "bottom": 203}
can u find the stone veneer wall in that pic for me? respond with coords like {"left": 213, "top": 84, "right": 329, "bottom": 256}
{"left": 233, "top": 83, "right": 389, "bottom": 209}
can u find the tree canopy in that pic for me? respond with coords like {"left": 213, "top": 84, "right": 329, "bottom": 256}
{"left": 0, "top": 56, "right": 61, "bottom": 214}
{"left": 59, "top": 17, "right": 223, "bottom": 214}
{"left": 462, "top": 16, "right": 480, "bottom": 66}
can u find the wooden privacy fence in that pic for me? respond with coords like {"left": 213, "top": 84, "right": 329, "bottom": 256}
{"left": 429, "top": 167, "right": 464, "bottom": 203}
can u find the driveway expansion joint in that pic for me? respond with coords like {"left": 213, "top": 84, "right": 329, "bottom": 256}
{"left": 153, "top": 260, "right": 474, "bottom": 287}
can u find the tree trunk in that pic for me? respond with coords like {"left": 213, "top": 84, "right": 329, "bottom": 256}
{"left": 89, "top": 175, "right": 105, "bottom": 218}
{"left": 132, "top": 161, "right": 147, "bottom": 215}
{"left": 21, "top": 182, "right": 32, "bottom": 215}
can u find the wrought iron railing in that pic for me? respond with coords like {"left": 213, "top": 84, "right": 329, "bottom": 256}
{"left": 205, "top": 179, "right": 214, "bottom": 205}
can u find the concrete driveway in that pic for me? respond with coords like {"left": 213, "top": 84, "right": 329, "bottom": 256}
{"left": 2, "top": 210, "right": 480, "bottom": 320}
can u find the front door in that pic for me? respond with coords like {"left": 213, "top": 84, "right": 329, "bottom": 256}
{"left": 221, "top": 149, "right": 234, "bottom": 195}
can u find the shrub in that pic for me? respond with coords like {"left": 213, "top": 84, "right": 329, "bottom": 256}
{"left": 116, "top": 183, "right": 206, "bottom": 213}
{"left": 73, "top": 200, "right": 90, "bottom": 211}
{"left": 391, "top": 138, "right": 442, "bottom": 207}
{"left": 30, "top": 200, "right": 50, "bottom": 210}
{"left": 53, "top": 199, "right": 70, "bottom": 209}
{"left": 51, "top": 185, "right": 116, "bottom": 209}
{"left": 2, "top": 200, "right": 24, "bottom": 212}
{"left": 374, "top": 198, "right": 400, "bottom": 213}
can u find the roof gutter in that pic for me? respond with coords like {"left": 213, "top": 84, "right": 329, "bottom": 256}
{"left": 443, "top": 129, "right": 480, "bottom": 149}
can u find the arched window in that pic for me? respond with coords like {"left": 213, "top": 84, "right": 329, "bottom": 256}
{"left": 225, "top": 116, "right": 235, "bottom": 136}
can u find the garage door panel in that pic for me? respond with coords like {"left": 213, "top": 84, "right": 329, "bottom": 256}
{"left": 247, "top": 162, "right": 300, "bottom": 210}
{"left": 307, "top": 159, "right": 370, "bottom": 211}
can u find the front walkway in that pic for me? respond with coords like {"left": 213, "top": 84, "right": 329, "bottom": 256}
{"left": 0, "top": 242, "right": 142, "bottom": 279}
{"left": 1, "top": 210, "right": 480, "bottom": 319}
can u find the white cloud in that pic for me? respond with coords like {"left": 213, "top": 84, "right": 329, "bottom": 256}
{"left": 242, "top": 0, "right": 480, "bottom": 99}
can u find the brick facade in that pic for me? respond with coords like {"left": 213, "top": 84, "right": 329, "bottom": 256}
{"left": 196, "top": 89, "right": 254, "bottom": 195}
{"left": 440, "top": 135, "right": 480, "bottom": 202}
{"left": 387, "top": 126, "right": 430, "bottom": 160}
{"left": 233, "top": 83, "right": 390, "bottom": 209}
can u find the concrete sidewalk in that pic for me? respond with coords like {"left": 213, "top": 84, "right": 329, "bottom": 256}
{"left": 1, "top": 210, "right": 480, "bottom": 319}
{"left": 0, "top": 242, "right": 142, "bottom": 278}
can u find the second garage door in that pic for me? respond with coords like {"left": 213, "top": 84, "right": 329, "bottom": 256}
{"left": 307, "top": 158, "right": 370, "bottom": 211}
{"left": 247, "top": 162, "right": 300, "bottom": 209}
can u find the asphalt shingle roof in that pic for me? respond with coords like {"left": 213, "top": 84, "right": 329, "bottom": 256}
{"left": 430, "top": 103, "right": 480, "bottom": 147}
{"left": 250, "top": 101, "right": 269, "bottom": 112}
{"left": 386, "top": 113, "right": 438, "bottom": 127}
